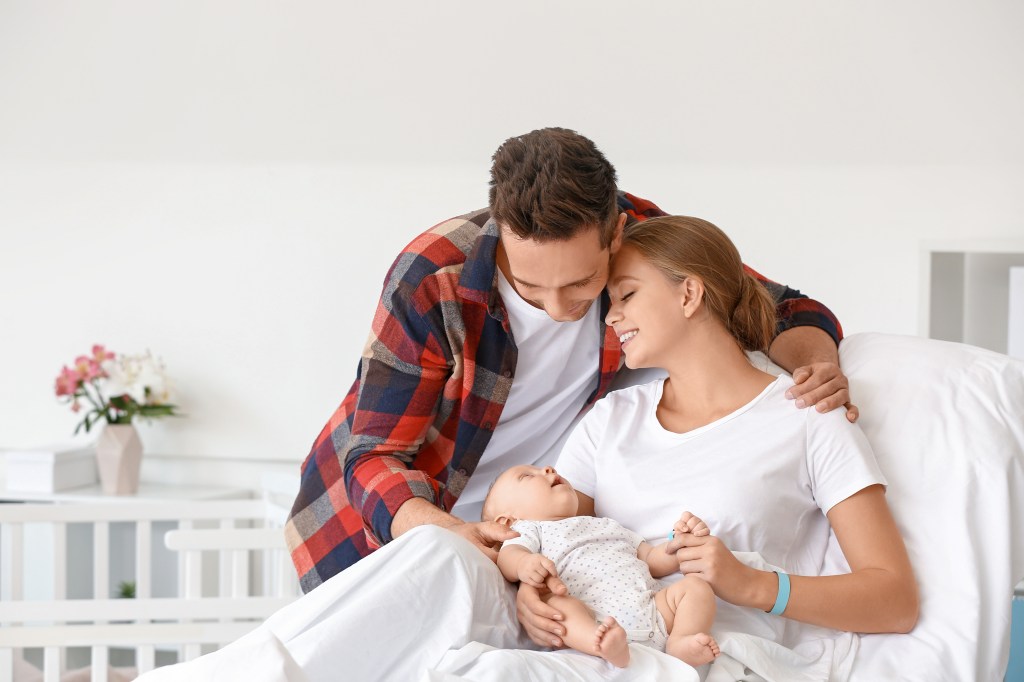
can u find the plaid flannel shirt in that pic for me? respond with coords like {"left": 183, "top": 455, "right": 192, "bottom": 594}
{"left": 285, "top": 192, "right": 843, "bottom": 592}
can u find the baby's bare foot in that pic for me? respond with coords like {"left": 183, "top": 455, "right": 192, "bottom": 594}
{"left": 667, "top": 632, "right": 720, "bottom": 667}
{"left": 593, "top": 616, "right": 630, "bottom": 668}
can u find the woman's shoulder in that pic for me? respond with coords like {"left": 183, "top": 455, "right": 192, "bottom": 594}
{"left": 595, "top": 378, "right": 663, "bottom": 412}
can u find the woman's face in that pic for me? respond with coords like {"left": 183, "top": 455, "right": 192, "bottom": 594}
{"left": 606, "top": 245, "right": 690, "bottom": 369}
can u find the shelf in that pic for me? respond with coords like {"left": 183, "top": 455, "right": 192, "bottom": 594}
{"left": 919, "top": 240, "right": 1024, "bottom": 356}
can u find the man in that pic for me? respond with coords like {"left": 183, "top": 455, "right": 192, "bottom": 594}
{"left": 286, "top": 128, "right": 855, "bottom": 594}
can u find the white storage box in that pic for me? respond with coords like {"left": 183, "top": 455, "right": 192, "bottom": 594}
{"left": 3, "top": 445, "right": 98, "bottom": 492}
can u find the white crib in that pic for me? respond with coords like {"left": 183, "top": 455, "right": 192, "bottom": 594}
{"left": 0, "top": 493, "right": 300, "bottom": 682}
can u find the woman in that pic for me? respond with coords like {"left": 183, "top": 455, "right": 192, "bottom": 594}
{"left": 517, "top": 215, "right": 918, "bottom": 650}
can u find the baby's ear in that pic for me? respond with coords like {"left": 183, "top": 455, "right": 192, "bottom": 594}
{"left": 494, "top": 514, "right": 517, "bottom": 528}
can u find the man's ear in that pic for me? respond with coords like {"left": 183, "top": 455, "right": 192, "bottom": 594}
{"left": 680, "top": 277, "right": 705, "bottom": 319}
{"left": 608, "top": 213, "right": 627, "bottom": 255}
{"left": 494, "top": 514, "right": 517, "bottom": 528}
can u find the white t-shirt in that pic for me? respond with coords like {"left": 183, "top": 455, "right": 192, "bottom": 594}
{"left": 555, "top": 376, "right": 885, "bottom": 579}
{"left": 450, "top": 268, "right": 600, "bottom": 521}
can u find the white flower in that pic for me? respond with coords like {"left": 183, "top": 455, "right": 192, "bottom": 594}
{"left": 101, "top": 351, "right": 174, "bottom": 405}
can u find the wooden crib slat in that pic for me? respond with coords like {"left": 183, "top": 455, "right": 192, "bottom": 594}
{"left": 42, "top": 647, "right": 59, "bottom": 682}
{"left": 0, "top": 522, "right": 24, "bottom": 602}
{"left": 90, "top": 646, "right": 108, "bottom": 682}
{"left": 93, "top": 522, "right": 109, "bottom": 600}
{"left": 136, "top": 520, "right": 152, "bottom": 599}
{"left": 0, "top": 596, "right": 291, "bottom": 622}
{"left": 0, "top": 649, "right": 12, "bottom": 682}
{"left": 52, "top": 523, "right": 67, "bottom": 601}
{"left": 136, "top": 644, "right": 156, "bottom": 674}
{"left": 180, "top": 521, "right": 201, "bottom": 599}
{"left": 231, "top": 550, "right": 248, "bottom": 598}
{"left": 218, "top": 518, "right": 233, "bottom": 599}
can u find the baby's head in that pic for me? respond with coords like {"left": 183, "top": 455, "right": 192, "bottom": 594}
{"left": 481, "top": 465, "right": 580, "bottom": 526}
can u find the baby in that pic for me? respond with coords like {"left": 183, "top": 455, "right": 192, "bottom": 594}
{"left": 483, "top": 464, "right": 720, "bottom": 668}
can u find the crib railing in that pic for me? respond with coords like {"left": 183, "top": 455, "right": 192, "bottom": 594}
{"left": 0, "top": 498, "right": 299, "bottom": 682}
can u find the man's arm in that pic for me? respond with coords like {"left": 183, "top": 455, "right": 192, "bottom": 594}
{"left": 768, "top": 326, "right": 858, "bottom": 422}
{"left": 341, "top": 254, "right": 518, "bottom": 557}
{"left": 747, "top": 268, "right": 857, "bottom": 422}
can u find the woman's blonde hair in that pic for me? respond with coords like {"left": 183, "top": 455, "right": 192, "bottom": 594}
{"left": 622, "top": 216, "right": 777, "bottom": 352}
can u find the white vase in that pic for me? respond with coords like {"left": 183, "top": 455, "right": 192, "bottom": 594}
{"left": 95, "top": 424, "right": 142, "bottom": 495}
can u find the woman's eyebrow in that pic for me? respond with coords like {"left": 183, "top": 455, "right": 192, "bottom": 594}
{"left": 609, "top": 274, "right": 639, "bottom": 287}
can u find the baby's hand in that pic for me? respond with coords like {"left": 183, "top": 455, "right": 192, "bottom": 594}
{"left": 518, "top": 553, "right": 560, "bottom": 590}
{"left": 672, "top": 512, "right": 710, "bottom": 538}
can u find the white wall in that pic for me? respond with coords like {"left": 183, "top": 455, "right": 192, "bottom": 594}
{"left": 2, "top": 1, "right": 1023, "bottom": 485}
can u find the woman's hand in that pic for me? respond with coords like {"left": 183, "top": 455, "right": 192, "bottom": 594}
{"left": 666, "top": 532, "right": 758, "bottom": 606}
{"left": 516, "top": 581, "right": 569, "bottom": 648}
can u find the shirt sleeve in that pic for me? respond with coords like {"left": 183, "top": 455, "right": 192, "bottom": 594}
{"left": 341, "top": 252, "right": 455, "bottom": 545}
{"left": 804, "top": 407, "right": 887, "bottom": 515}
{"left": 744, "top": 264, "right": 844, "bottom": 346}
{"left": 505, "top": 520, "right": 542, "bottom": 553}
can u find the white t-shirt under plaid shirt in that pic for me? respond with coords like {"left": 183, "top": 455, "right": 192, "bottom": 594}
{"left": 505, "top": 516, "right": 660, "bottom": 633}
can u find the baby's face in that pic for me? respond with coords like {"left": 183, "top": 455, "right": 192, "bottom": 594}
{"left": 489, "top": 465, "right": 580, "bottom": 523}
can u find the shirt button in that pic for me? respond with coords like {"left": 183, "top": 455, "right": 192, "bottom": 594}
{"left": 457, "top": 468, "right": 467, "bottom": 476}
{"left": 484, "top": 421, "right": 493, "bottom": 429}
{"left": 503, "top": 369, "right": 513, "bottom": 378}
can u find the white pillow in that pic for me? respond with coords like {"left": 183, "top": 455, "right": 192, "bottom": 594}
{"left": 836, "top": 333, "right": 1024, "bottom": 681}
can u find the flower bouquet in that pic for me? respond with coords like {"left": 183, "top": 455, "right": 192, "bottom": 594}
{"left": 54, "top": 344, "right": 180, "bottom": 494}
{"left": 55, "top": 345, "right": 179, "bottom": 435}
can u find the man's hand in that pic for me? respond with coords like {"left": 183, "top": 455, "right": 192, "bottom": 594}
{"left": 448, "top": 521, "right": 521, "bottom": 563}
{"left": 785, "top": 361, "right": 859, "bottom": 423}
{"left": 516, "top": 582, "right": 569, "bottom": 648}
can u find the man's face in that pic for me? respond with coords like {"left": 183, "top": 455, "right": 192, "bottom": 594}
{"left": 496, "top": 214, "right": 626, "bottom": 322}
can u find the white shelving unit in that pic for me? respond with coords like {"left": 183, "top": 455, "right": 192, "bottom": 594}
{"left": 919, "top": 240, "right": 1024, "bottom": 355}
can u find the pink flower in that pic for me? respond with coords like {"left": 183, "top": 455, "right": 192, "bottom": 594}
{"left": 92, "top": 344, "right": 115, "bottom": 363}
{"left": 71, "top": 400, "right": 81, "bottom": 413}
{"left": 55, "top": 366, "right": 80, "bottom": 397}
{"left": 74, "top": 355, "right": 102, "bottom": 382}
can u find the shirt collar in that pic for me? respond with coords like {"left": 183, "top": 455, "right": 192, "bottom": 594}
{"left": 457, "top": 217, "right": 503, "bottom": 316}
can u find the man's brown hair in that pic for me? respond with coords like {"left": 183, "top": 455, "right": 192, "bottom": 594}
{"left": 488, "top": 128, "right": 619, "bottom": 247}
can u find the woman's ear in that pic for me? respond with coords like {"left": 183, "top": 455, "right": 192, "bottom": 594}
{"left": 679, "top": 277, "right": 705, "bottom": 319}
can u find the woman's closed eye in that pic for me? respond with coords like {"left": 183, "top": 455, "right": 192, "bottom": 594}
{"left": 619, "top": 291, "right": 634, "bottom": 302}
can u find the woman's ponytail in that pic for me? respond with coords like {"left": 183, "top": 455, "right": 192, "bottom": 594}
{"left": 730, "top": 273, "right": 778, "bottom": 353}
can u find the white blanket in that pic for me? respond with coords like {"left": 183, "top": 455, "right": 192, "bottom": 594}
{"left": 138, "top": 333, "right": 1024, "bottom": 682}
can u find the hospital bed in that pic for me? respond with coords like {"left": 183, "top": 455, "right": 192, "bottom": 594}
{"left": 2, "top": 332, "right": 1023, "bottom": 681}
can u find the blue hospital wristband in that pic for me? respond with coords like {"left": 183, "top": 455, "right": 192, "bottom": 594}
{"left": 768, "top": 570, "right": 791, "bottom": 616}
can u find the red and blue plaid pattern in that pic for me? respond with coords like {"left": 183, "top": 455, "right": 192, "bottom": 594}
{"left": 285, "top": 192, "right": 843, "bottom": 592}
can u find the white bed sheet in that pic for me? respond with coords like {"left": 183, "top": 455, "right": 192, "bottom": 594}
{"left": 138, "top": 333, "right": 1024, "bottom": 681}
